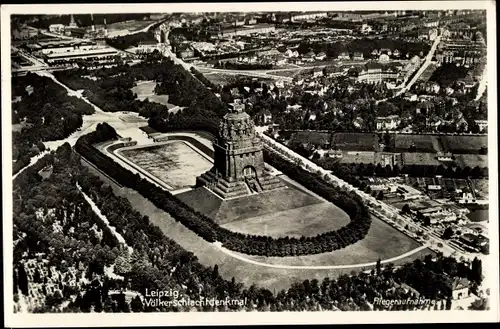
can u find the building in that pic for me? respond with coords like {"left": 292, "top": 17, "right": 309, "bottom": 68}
{"left": 427, "top": 184, "right": 442, "bottom": 191}
{"left": 315, "top": 52, "right": 327, "bottom": 61}
{"left": 450, "top": 277, "right": 470, "bottom": 300}
{"left": 261, "top": 110, "right": 273, "bottom": 124}
{"left": 356, "top": 62, "right": 401, "bottom": 84}
{"left": 396, "top": 185, "right": 422, "bottom": 200}
{"left": 353, "top": 52, "right": 364, "bottom": 60}
{"left": 437, "top": 152, "right": 454, "bottom": 162}
{"left": 475, "top": 120, "right": 488, "bottom": 132}
{"left": 376, "top": 115, "right": 401, "bottom": 130}
{"left": 222, "top": 24, "right": 276, "bottom": 37}
{"left": 48, "top": 24, "right": 65, "bottom": 34}
{"left": 337, "top": 52, "right": 350, "bottom": 60}
{"left": 42, "top": 44, "right": 119, "bottom": 65}
{"left": 196, "top": 100, "right": 286, "bottom": 199}
{"left": 178, "top": 45, "right": 195, "bottom": 59}
{"left": 302, "top": 50, "right": 316, "bottom": 62}
{"left": 135, "top": 40, "right": 158, "bottom": 54}
{"left": 245, "top": 14, "right": 257, "bottom": 25}
{"left": 291, "top": 12, "right": 327, "bottom": 22}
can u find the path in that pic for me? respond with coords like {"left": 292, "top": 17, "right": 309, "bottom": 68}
{"left": 12, "top": 150, "right": 50, "bottom": 180}
{"left": 376, "top": 32, "right": 442, "bottom": 104}
{"left": 256, "top": 128, "right": 478, "bottom": 261}
{"left": 77, "top": 183, "right": 133, "bottom": 255}
{"left": 213, "top": 242, "right": 429, "bottom": 270}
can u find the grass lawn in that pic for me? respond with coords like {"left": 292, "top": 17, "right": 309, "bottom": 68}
{"left": 454, "top": 154, "right": 488, "bottom": 168}
{"left": 131, "top": 81, "right": 176, "bottom": 109}
{"left": 340, "top": 151, "right": 376, "bottom": 164}
{"left": 221, "top": 199, "right": 349, "bottom": 238}
{"left": 244, "top": 214, "right": 424, "bottom": 266}
{"left": 290, "top": 131, "right": 331, "bottom": 147}
{"left": 177, "top": 180, "right": 323, "bottom": 224}
{"left": 331, "top": 132, "right": 377, "bottom": 151}
{"left": 269, "top": 70, "right": 299, "bottom": 77}
{"left": 203, "top": 73, "right": 238, "bottom": 86}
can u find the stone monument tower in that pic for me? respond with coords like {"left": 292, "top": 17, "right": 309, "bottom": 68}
{"left": 196, "top": 100, "right": 285, "bottom": 199}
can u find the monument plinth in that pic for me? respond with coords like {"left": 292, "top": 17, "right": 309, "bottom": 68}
{"left": 196, "top": 100, "right": 285, "bottom": 199}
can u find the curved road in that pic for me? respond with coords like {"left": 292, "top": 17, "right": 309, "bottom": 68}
{"left": 213, "top": 242, "right": 429, "bottom": 270}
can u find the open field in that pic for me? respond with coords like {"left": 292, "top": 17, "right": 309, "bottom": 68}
{"left": 119, "top": 141, "right": 212, "bottom": 189}
{"left": 92, "top": 20, "right": 157, "bottom": 36}
{"left": 290, "top": 131, "right": 331, "bottom": 147}
{"left": 394, "top": 134, "right": 439, "bottom": 153}
{"left": 83, "top": 160, "right": 432, "bottom": 291}
{"left": 177, "top": 180, "right": 325, "bottom": 225}
{"left": 269, "top": 70, "right": 299, "bottom": 77}
{"left": 454, "top": 154, "right": 488, "bottom": 168}
{"left": 131, "top": 80, "right": 176, "bottom": 108}
{"left": 340, "top": 151, "right": 376, "bottom": 164}
{"left": 331, "top": 132, "right": 377, "bottom": 151}
{"left": 202, "top": 73, "right": 239, "bottom": 86}
{"left": 221, "top": 202, "right": 350, "bottom": 238}
{"left": 401, "top": 152, "right": 441, "bottom": 166}
{"left": 440, "top": 135, "right": 487, "bottom": 154}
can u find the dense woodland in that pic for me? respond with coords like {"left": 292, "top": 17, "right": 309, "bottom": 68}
{"left": 11, "top": 74, "right": 95, "bottom": 174}
{"left": 52, "top": 55, "right": 224, "bottom": 136}
{"left": 294, "top": 38, "right": 431, "bottom": 59}
{"left": 106, "top": 31, "right": 158, "bottom": 51}
{"left": 14, "top": 130, "right": 485, "bottom": 312}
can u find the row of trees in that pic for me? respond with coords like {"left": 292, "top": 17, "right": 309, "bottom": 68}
{"left": 76, "top": 123, "right": 372, "bottom": 257}
{"left": 313, "top": 156, "right": 488, "bottom": 179}
{"left": 12, "top": 73, "right": 95, "bottom": 174}
{"left": 13, "top": 143, "right": 125, "bottom": 307}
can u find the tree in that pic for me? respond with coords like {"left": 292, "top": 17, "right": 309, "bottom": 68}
{"left": 17, "top": 265, "right": 29, "bottom": 296}
{"left": 423, "top": 216, "right": 431, "bottom": 226}
{"left": 130, "top": 295, "right": 144, "bottom": 312}
{"left": 471, "top": 257, "right": 483, "bottom": 284}
{"left": 376, "top": 190, "right": 384, "bottom": 200}
{"left": 212, "top": 264, "right": 219, "bottom": 280}
{"left": 376, "top": 258, "right": 381, "bottom": 276}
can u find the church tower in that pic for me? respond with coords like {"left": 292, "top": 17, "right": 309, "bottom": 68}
{"left": 196, "top": 100, "right": 285, "bottom": 199}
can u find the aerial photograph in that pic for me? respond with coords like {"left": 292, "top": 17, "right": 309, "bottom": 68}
{"left": 4, "top": 2, "right": 497, "bottom": 323}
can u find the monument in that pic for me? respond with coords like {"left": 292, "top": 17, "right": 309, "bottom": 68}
{"left": 196, "top": 100, "right": 286, "bottom": 199}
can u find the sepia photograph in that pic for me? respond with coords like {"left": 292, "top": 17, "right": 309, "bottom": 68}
{"left": 2, "top": 1, "right": 498, "bottom": 326}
